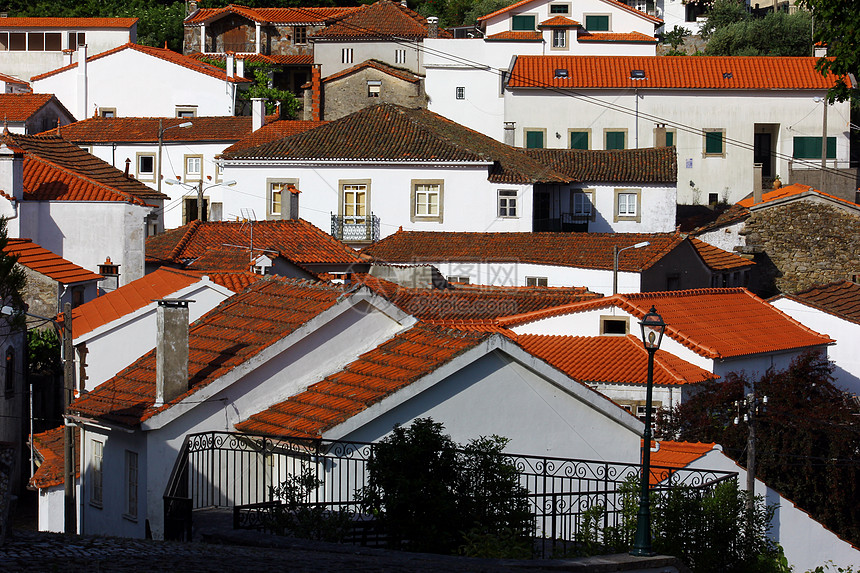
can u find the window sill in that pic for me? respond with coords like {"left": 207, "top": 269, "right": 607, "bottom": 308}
{"left": 122, "top": 513, "right": 138, "bottom": 523}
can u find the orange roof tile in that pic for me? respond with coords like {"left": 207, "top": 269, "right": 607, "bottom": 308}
{"left": 776, "top": 280, "right": 860, "bottom": 326}
{"left": 736, "top": 183, "right": 859, "bottom": 209}
{"left": 508, "top": 56, "right": 839, "bottom": 90}
{"left": 0, "top": 17, "right": 137, "bottom": 29}
{"left": 323, "top": 59, "right": 421, "bottom": 84}
{"left": 312, "top": 0, "right": 451, "bottom": 40}
{"left": 0, "top": 93, "right": 57, "bottom": 122}
{"left": 30, "top": 426, "right": 80, "bottom": 489}
{"left": 219, "top": 119, "right": 327, "bottom": 157}
{"left": 70, "top": 278, "right": 348, "bottom": 427}
{"left": 50, "top": 116, "right": 259, "bottom": 143}
{"left": 0, "top": 72, "right": 28, "bottom": 87}
{"left": 187, "top": 52, "right": 314, "bottom": 66}
{"left": 479, "top": 0, "right": 661, "bottom": 25}
{"left": 4, "top": 238, "right": 101, "bottom": 285}
{"left": 650, "top": 441, "right": 717, "bottom": 484}
{"left": 689, "top": 237, "right": 752, "bottom": 271}
{"left": 539, "top": 16, "right": 581, "bottom": 28}
{"left": 185, "top": 5, "right": 359, "bottom": 25}
{"left": 235, "top": 323, "right": 489, "bottom": 438}
{"left": 145, "top": 219, "right": 362, "bottom": 267}
{"left": 577, "top": 31, "right": 657, "bottom": 43}
{"left": 31, "top": 44, "right": 252, "bottom": 84}
{"left": 524, "top": 146, "right": 676, "bottom": 183}
{"left": 516, "top": 334, "right": 716, "bottom": 386}
{"left": 502, "top": 288, "right": 833, "bottom": 359}
{"left": 485, "top": 31, "right": 543, "bottom": 41}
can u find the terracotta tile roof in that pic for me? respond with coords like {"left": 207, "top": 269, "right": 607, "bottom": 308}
{"left": 502, "top": 288, "right": 833, "bottom": 359}
{"left": 577, "top": 31, "right": 657, "bottom": 43}
{"left": 323, "top": 59, "right": 421, "bottom": 84}
{"left": 778, "top": 280, "right": 860, "bottom": 325}
{"left": 69, "top": 278, "right": 347, "bottom": 427}
{"left": 1, "top": 133, "right": 167, "bottom": 203}
{"left": 222, "top": 104, "right": 569, "bottom": 185}
{"left": 485, "top": 31, "right": 543, "bottom": 41}
{"left": 478, "top": 0, "right": 536, "bottom": 21}
{"left": 219, "top": 119, "right": 326, "bottom": 157}
{"left": 736, "top": 183, "right": 859, "bottom": 209}
{"left": 357, "top": 274, "right": 600, "bottom": 321}
{"left": 0, "top": 93, "right": 57, "bottom": 122}
{"left": 185, "top": 5, "right": 359, "bottom": 25}
{"left": 516, "top": 334, "right": 716, "bottom": 386}
{"left": 689, "top": 203, "right": 750, "bottom": 234}
{"left": 71, "top": 267, "right": 261, "bottom": 340}
{"left": 30, "top": 426, "right": 80, "bottom": 489}
{"left": 4, "top": 238, "right": 101, "bottom": 285}
{"left": 688, "top": 237, "right": 752, "bottom": 270}
{"left": 539, "top": 16, "right": 581, "bottom": 28}
{"left": 187, "top": 52, "right": 314, "bottom": 66}
{"left": 48, "top": 116, "right": 258, "bottom": 144}
{"left": 145, "top": 219, "right": 362, "bottom": 267}
{"left": 312, "top": 0, "right": 451, "bottom": 40}
{"left": 479, "top": 0, "right": 662, "bottom": 25}
{"left": 235, "top": 323, "right": 489, "bottom": 438}
{"left": 0, "top": 17, "right": 137, "bottom": 29}
{"left": 507, "top": 56, "right": 839, "bottom": 90}
{"left": 650, "top": 441, "right": 717, "bottom": 485}
{"left": 31, "top": 44, "right": 252, "bottom": 84}
{"left": 0, "top": 72, "right": 28, "bottom": 87}
{"left": 524, "top": 146, "right": 676, "bottom": 183}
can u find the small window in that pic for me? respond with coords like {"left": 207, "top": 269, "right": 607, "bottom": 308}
{"left": 569, "top": 130, "right": 589, "bottom": 150}
{"left": 367, "top": 80, "right": 381, "bottom": 98}
{"left": 175, "top": 107, "right": 197, "bottom": 118}
{"left": 183, "top": 197, "right": 208, "bottom": 223}
{"left": 413, "top": 182, "right": 442, "bottom": 220}
{"left": 498, "top": 189, "right": 518, "bottom": 217}
{"left": 511, "top": 14, "right": 536, "bottom": 31}
{"left": 455, "top": 86, "right": 465, "bottom": 100}
{"left": 184, "top": 155, "right": 203, "bottom": 181}
{"left": 293, "top": 26, "right": 307, "bottom": 45}
{"left": 526, "top": 276, "right": 548, "bottom": 287}
{"left": 792, "top": 136, "right": 836, "bottom": 160}
{"left": 704, "top": 129, "right": 725, "bottom": 156}
{"left": 571, "top": 190, "right": 593, "bottom": 218}
{"left": 549, "top": 3, "right": 570, "bottom": 14}
{"left": 4, "top": 347, "right": 13, "bottom": 398}
{"left": 99, "top": 108, "right": 116, "bottom": 118}
{"left": 552, "top": 29, "right": 566, "bottom": 48}
{"left": 0, "top": 33, "right": 7, "bottom": 51}
{"left": 91, "top": 440, "right": 103, "bottom": 507}
{"left": 525, "top": 129, "right": 545, "bottom": 149}
{"left": 395, "top": 49, "right": 407, "bottom": 64}
{"left": 137, "top": 154, "right": 155, "bottom": 180}
{"left": 666, "top": 273, "right": 681, "bottom": 291}
{"left": 342, "top": 48, "right": 354, "bottom": 64}
{"left": 585, "top": 14, "right": 610, "bottom": 31}
{"left": 708, "top": 193, "right": 719, "bottom": 205}
{"left": 666, "top": 130, "right": 674, "bottom": 147}
{"left": 605, "top": 130, "right": 626, "bottom": 150}
{"left": 630, "top": 69, "right": 646, "bottom": 80}
{"left": 448, "top": 275, "right": 470, "bottom": 284}
{"left": 618, "top": 193, "right": 637, "bottom": 217}
{"left": 600, "top": 316, "right": 629, "bottom": 335}
{"left": 125, "top": 450, "right": 138, "bottom": 519}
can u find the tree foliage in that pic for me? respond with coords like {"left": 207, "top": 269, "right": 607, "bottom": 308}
{"left": 658, "top": 352, "right": 860, "bottom": 547}
{"left": 796, "top": 0, "right": 860, "bottom": 102}
{"left": 705, "top": 9, "right": 812, "bottom": 57}
{"left": 699, "top": 0, "right": 750, "bottom": 41}
{"left": 0, "top": 217, "right": 26, "bottom": 332}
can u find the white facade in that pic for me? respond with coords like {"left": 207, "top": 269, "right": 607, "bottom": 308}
{"left": 770, "top": 297, "right": 860, "bottom": 395}
{"left": 695, "top": 220, "right": 746, "bottom": 253}
{"left": 314, "top": 39, "right": 424, "bottom": 78}
{"left": 480, "top": 0, "right": 658, "bottom": 38}
{"left": 33, "top": 46, "right": 241, "bottom": 121}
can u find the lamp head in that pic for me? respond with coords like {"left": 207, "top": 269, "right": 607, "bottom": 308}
{"left": 639, "top": 306, "right": 666, "bottom": 350}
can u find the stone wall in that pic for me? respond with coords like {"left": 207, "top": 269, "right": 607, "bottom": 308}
{"left": 742, "top": 199, "right": 860, "bottom": 294}
{"left": 323, "top": 70, "right": 425, "bottom": 120}
{"left": 21, "top": 269, "right": 57, "bottom": 330}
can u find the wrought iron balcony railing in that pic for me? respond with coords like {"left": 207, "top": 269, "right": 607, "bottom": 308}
{"left": 331, "top": 213, "right": 380, "bottom": 243}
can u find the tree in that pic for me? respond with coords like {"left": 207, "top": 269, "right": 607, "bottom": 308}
{"left": 658, "top": 352, "right": 860, "bottom": 547}
{"left": 699, "top": 0, "right": 750, "bottom": 41}
{"left": 705, "top": 10, "right": 812, "bottom": 57}
{"left": 796, "top": 0, "right": 860, "bottom": 102}
{"left": 0, "top": 217, "right": 26, "bottom": 332}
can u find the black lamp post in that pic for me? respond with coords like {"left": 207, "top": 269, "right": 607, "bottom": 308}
{"left": 630, "top": 305, "right": 666, "bottom": 557}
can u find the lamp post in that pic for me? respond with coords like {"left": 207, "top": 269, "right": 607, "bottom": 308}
{"left": 157, "top": 119, "right": 193, "bottom": 196}
{"left": 631, "top": 305, "right": 666, "bottom": 557}
{"left": 165, "top": 178, "right": 236, "bottom": 223}
{"left": 613, "top": 241, "right": 650, "bottom": 295}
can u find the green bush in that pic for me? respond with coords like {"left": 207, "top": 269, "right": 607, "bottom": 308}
{"left": 268, "top": 465, "right": 353, "bottom": 542}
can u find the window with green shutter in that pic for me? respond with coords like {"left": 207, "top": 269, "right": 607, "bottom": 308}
{"left": 512, "top": 15, "right": 536, "bottom": 30}
{"left": 792, "top": 136, "right": 836, "bottom": 159}
{"left": 570, "top": 131, "right": 589, "bottom": 150}
{"left": 665, "top": 131, "right": 674, "bottom": 147}
{"left": 585, "top": 15, "right": 609, "bottom": 31}
{"left": 525, "top": 130, "right": 544, "bottom": 149}
{"left": 704, "top": 130, "right": 724, "bottom": 155}
{"left": 605, "top": 131, "right": 625, "bottom": 150}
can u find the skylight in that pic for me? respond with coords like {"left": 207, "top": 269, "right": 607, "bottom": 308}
{"left": 723, "top": 72, "right": 733, "bottom": 79}
{"left": 630, "top": 69, "right": 646, "bottom": 80}
{"left": 554, "top": 68, "right": 569, "bottom": 78}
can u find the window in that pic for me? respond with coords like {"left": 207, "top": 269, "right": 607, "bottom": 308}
{"left": 552, "top": 29, "right": 566, "bottom": 48}
{"left": 8, "top": 32, "right": 25, "bottom": 51}
{"left": 137, "top": 153, "right": 155, "bottom": 181}
{"left": 99, "top": 108, "right": 116, "bottom": 118}
{"left": 792, "top": 136, "right": 836, "bottom": 160}
{"left": 703, "top": 129, "right": 725, "bottom": 156}
{"left": 571, "top": 190, "right": 593, "bottom": 219}
{"left": 549, "top": 3, "right": 570, "bottom": 14}
{"left": 267, "top": 178, "right": 297, "bottom": 219}
{"left": 569, "top": 130, "right": 589, "bottom": 150}
{"left": 25, "top": 32, "right": 61, "bottom": 51}
{"left": 125, "top": 451, "right": 138, "bottom": 519}
{"left": 708, "top": 192, "right": 719, "bottom": 205}
{"left": 341, "top": 182, "right": 368, "bottom": 224}
{"left": 665, "top": 130, "right": 674, "bottom": 147}
{"left": 175, "top": 107, "right": 197, "bottom": 118}
{"left": 498, "top": 189, "right": 518, "bottom": 217}
{"left": 654, "top": 127, "right": 675, "bottom": 147}
{"left": 448, "top": 275, "right": 470, "bottom": 284}
{"left": 216, "top": 162, "right": 224, "bottom": 181}
{"left": 183, "top": 197, "right": 208, "bottom": 224}
{"left": 525, "top": 129, "right": 545, "bottom": 149}
{"left": 4, "top": 347, "right": 13, "bottom": 398}
{"left": 511, "top": 14, "right": 536, "bottom": 30}
{"left": 91, "top": 440, "right": 103, "bottom": 507}
{"left": 293, "top": 26, "right": 307, "bottom": 45}
{"left": 68, "top": 32, "right": 86, "bottom": 50}
{"left": 615, "top": 189, "right": 641, "bottom": 222}
{"left": 184, "top": 155, "right": 203, "bottom": 181}
{"left": 411, "top": 180, "right": 443, "bottom": 222}
{"left": 71, "top": 286, "right": 85, "bottom": 308}
{"left": 395, "top": 49, "right": 407, "bottom": 64}
{"left": 526, "top": 276, "right": 548, "bottom": 287}
{"left": 342, "top": 48, "right": 354, "bottom": 64}
{"left": 585, "top": 14, "right": 610, "bottom": 31}
{"left": 605, "top": 130, "right": 626, "bottom": 150}
{"left": 455, "top": 86, "right": 465, "bottom": 100}
{"left": 600, "top": 316, "right": 629, "bottom": 335}
{"left": 367, "top": 80, "right": 381, "bottom": 97}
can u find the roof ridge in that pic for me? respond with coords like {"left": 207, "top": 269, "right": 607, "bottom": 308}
{"left": 168, "top": 220, "right": 202, "bottom": 261}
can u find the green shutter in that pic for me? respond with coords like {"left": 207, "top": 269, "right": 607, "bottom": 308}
{"left": 526, "top": 131, "right": 544, "bottom": 149}
{"left": 605, "top": 131, "right": 625, "bottom": 150}
{"left": 585, "top": 15, "right": 609, "bottom": 31}
{"left": 665, "top": 131, "right": 674, "bottom": 147}
{"left": 570, "top": 131, "right": 588, "bottom": 150}
{"left": 793, "top": 136, "right": 837, "bottom": 159}
{"left": 512, "top": 15, "right": 536, "bottom": 30}
{"left": 705, "top": 130, "right": 723, "bottom": 154}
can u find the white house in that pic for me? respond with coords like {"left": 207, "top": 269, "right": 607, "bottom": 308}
{"left": 31, "top": 43, "right": 250, "bottom": 121}
{"left": 770, "top": 280, "right": 860, "bottom": 395}
{"left": 0, "top": 72, "right": 31, "bottom": 94}
{"left": 361, "top": 231, "right": 754, "bottom": 295}
{"left": 59, "top": 277, "right": 642, "bottom": 539}
{"left": 0, "top": 93, "right": 74, "bottom": 134}
{"left": 0, "top": 16, "right": 137, "bottom": 81}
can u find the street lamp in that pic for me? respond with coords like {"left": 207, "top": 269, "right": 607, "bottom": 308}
{"left": 613, "top": 241, "right": 650, "bottom": 295}
{"left": 631, "top": 305, "right": 666, "bottom": 557}
{"left": 157, "top": 119, "right": 193, "bottom": 196}
{"left": 165, "top": 178, "right": 237, "bottom": 223}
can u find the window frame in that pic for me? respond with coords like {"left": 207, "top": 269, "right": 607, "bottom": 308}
{"left": 395, "top": 48, "right": 407, "bottom": 64}
{"left": 551, "top": 29, "right": 567, "bottom": 49}
{"left": 124, "top": 450, "right": 138, "bottom": 520}
{"left": 339, "top": 179, "right": 371, "bottom": 225}
{"left": 568, "top": 129, "right": 590, "bottom": 150}
{"left": 410, "top": 179, "right": 444, "bottom": 223}
{"left": 792, "top": 136, "right": 837, "bottom": 160}
{"left": 571, "top": 189, "right": 595, "bottom": 221}
{"left": 614, "top": 188, "right": 641, "bottom": 222}
{"left": 600, "top": 315, "right": 629, "bottom": 335}
{"left": 703, "top": 128, "right": 726, "bottom": 157}
{"left": 90, "top": 439, "right": 104, "bottom": 508}
{"left": 511, "top": 13, "right": 537, "bottom": 31}
{"left": 175, "top": 106, "right": 197, "bottom": 118}
{"left": 293, "top": 26, "right": 307, "bottom": 45}
{"left": 341, "top": 48, "right": 354, "bottom": 64}
{"left": 267, "top": 177, "right": 297, "bottom": 220}
{"left": 184, "top": 154, "right": 203, "bottom": 182}
{"left": 584, "top": 14, "right": 611, "bottom": 31}
{"left": 526, "top": 276, "right": 548, "bottom": 287}
{"left": 455, "top": 86, "right": 465, "bottom": 100}
{"left": 549, "top": 3, "right": 571, "bottom": 14}
{"left": 98, "top": 108, "right": 116, "bottom": 119}
{"left": 136, "top": 152, "right": 156, "bottom": 181}
{"left": 604, "top": 129, "right": 627, "bottom": 150}
{"left": 367, "top": 79, "right": 381, "bottom": 98}
{"left": 524, "top": 128, "right": 546, "bottom": 149}
{"left": 498, "top": 189, "right": 519, "bottom": 218}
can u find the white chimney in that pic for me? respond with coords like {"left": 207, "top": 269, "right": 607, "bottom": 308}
{"left": 63, "top": 49, "right": 74, "bottom": 67}
{"left": 251, "top": 98, "right": 266, "bottom": 131}
{"left": 504, "top": 122, "right": 515, "bottom": 146}
{"left": 76, "top": 44, "right": 87, "bottom": 120}
{"left": 226, "top": 52, "right": 234, "bottom": 78}
{"left": 753, "top": 163, "right": 763, "bottom": 204}
{"left": 155, "top": 299, "right": 191, "bottom": 406}
{"left": 236, "top": 57, "right": 244, "bottom": 77}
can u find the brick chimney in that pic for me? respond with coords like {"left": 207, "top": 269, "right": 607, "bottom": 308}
{"left": 155, "top": 299, "right": 191, "bottom": 406}
{"left": 427, "top": 16, "right": 439, "bottom": 39}
{"left": 310, "top": 65, "right": 322, "bottom": 121}
{"left": 251, "top": 97, "right": 266, "bottom": 131}
{"left": 76, "top": 44, "right": 87, "bottom": 121}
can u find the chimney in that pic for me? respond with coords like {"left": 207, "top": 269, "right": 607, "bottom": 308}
{"left": 753, "top": 163, "right": 763, "bottom": 204}
{"left": 76, "top": 44, "right": 88, "bottom": 121}
{"left": 97, "top": 257, "right": 120, "bottom": 292}
{"left": 401, "top": 0, "right": 407, "bottom": 6}
{"left": 0, "top": 144, "right": 24, "bottom": 203}
{"left": 427, "top": 16, "right": 439, "bottom": 39}
{"left": 63, "top": 49, "right": 74, "bottom": 66}
{"left": 251, "top": 97, "right": 266, "bottom": 131}
{"left": 226, "top": 52, "right": 234, "bottom": 78}
{"left": 655, "top": 124, "right": 667, "bottom": 147}
{"left": 155, "top": 299, "right": 191, "bottom": 406}
{"left": 124, "top": 157, "right": 131, "bottom": 178}
{"left": 236, "top": 57, "right": 245, "bottom": 77}
{"left": 187, "top": 0, "right": 199, "bottom": 16}
{"left": 310, "top": 64, "right": 322, "bottom": 121}
{"left": 284, "top": 184, "right": 300, "bottom": 220}
{"left": 503, "top": 121, "right": 515, "bottom": 146}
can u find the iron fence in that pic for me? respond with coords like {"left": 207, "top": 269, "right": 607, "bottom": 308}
{"left": 164, "top": 431, "right": 737, "bottom": 555}
{"left": 331, "top": 214, "right": 380, "bottom": 243}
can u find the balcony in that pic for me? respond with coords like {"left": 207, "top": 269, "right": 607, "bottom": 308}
{"left": 331, "top": 214, "right": 380, "bottom": 243}
{"left": 533, "top": 212, "right": 591, "bottom": 233}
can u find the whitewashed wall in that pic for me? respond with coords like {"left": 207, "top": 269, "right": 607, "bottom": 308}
{"left": 695, "top": 220, "right": 746, "bottom": 253}
{"left": 481, "top": 0, "right": 657, "bottom": 37}
{"left": 314, "top": 39, "right": 424, "bottom": 78}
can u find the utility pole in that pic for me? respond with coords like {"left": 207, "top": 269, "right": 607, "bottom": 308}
{"left": 197, "top": 179, "right": 205, "bottom": 222}
{"left": 62, "top": 302, "right": 76, "bottom": 533}
{"left": 820, "top": 98, "right": 828, "bottom": 192}
{"left": 736, "top": 382, "right": 767, "bottom": 517}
